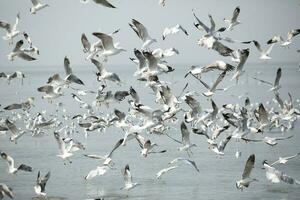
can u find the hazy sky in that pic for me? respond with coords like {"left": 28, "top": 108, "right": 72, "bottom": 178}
{"left": 0, "top": 0, "right": 300, "bottom": 70}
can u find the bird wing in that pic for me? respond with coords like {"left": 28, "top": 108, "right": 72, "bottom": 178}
{"left": 54, "top": 132, "right": 66, "bottom": 154}
{"left": 178, "top": 25, "right": 188, "bottom": 35}
{"left": 107, "top": 138, "right": 123, "bottom": 158}
{"left": 208, "top": 15, "right": 215, "bottom": 32}
{"left": 274, "top": 68, "right": 281, "bottom": 87}
{"left": 65, "top": 74, "right": 84, "bottom": 85}
{"left": 91, "top": 58, "right": 106, "bottom": 74}
{"left": 81, "top": 33, "right": 91, "bottom": 52}
{"left": 92, "top": 32, "right": 114, "bottom": 50}
{"left": 4, "top": 103, "right": 22, "bottom": 110}
{"left": 252, "top": 77, "right": 273, "bottom": 86}
{"left": 212, "top": 41, "right": 234, "bottom": 57}
{"left": 131, "top": 19, "right": 149, "bottom": 41}
{"left": 231, "top": 6, "right": 240, "bottom": 22}
{"left": 275, "top": 135, "right": 294, "bottom": 141}
{"left": 242, "top": 154, "right": 255, "bottom": 179}
{"left": 92, "top": 0, "right": 116, "bottom": 8}
{"left": 12, "top": 13, "right": 20, "bottom": 31}
{"left": 39, "top": 171, "right": 50, "bottom": 192}
{"left": 13, "top": 40, "right": 24, "bottom": 52}
{"left": 218, "top": 135, "right": 232, "bottom": 152}
{"left": 64, "top": 56, "right": 73, "bottom": 76}
{"left": 0, "top": 21, "right": 11, "bottom": 32}
{"left": 180, "top": 121, "right": 190, "bottom": 145}
{"left": 192, "top": 11, "right": 210, "bottom": 33}
{"left": 31, "top": 0, "right": 40, "bottom": 6}
{"left": 18, "top": 164, "right": 32, "bottom": 172}
{"left": 5, "top": 119, "right": 18, "bottom": 135}
{"left": 135, "top": 134, "right": 146, "bottom": 149}
{"left": 18, "top": 52, "right": 36, "bottom": 61}
{"left": 211, "top": 71, "right": 226, "bottom": 92}
{"left": 134, "top": 49, "right": 146, "bottom": 70}
{"left": 252, "top": 40, "right": 263, "bottom": 53}
{"left": 274, "top": 92, "right": 284, "bottom": 109}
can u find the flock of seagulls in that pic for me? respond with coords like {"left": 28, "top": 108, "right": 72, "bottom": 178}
{"left": 0, "top": 1, "right": 300, "bottom": 199}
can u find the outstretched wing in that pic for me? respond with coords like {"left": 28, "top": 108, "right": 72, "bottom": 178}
{"left": 242, "top": 154, "right": 255, "bottom": 179}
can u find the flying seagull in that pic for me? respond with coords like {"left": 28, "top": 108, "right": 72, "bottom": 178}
{"left": 0, "top": 152, "right": 32, "bottom": 174}
{"left": 262, "top": 160, "right": 300, "bottom": 184}
{"left": 270, "top": 152, "right": 300, "bottom": 166}
{"left": 30, "top": 0, "right": 50, "bottom": 14}
{"left": 64, "top": 56, "right": 85, "bottom": 85}
{"left": 53, "top": 131, "right": 73, "bottom": 163}
{"left": 129, "top": 19, "right": 157, "bottom": 49}
{"left": 121, "top": 164, "right": 140, "bottom": 190}
{"left": 7, "top": 40, "right": 36, "bottom": 61}
{"left": 168, "top": 157, "right": 200, "bottom": 172}
{"left": 198, "top": 71, "right": 227, "bottom": 97}
{"left": 3, "top": 97, "right": 34, "bottom": 111}
{"left": 253, "top": 67, "right": 281, "bottom": 92}
{"left": 4, "top": 119, "right": 26, "bottom": 143}
{"left": 243, "top": 40, "right": 274, "bottom": 60}
{"left": 0, "top": 71, "right": 25, "bottom": 85}
{"left": 156, "top": 166, "right": 178, "bottom": 179}
{"left": 224, "top": 6, "right": 241, "bottom": 31}
{"left": 34, "top": 171, "right": 51, "bottom": 197}
{"left": 162, "top": 24, "right": 188, "bottom": 40}
{"left": 0, "top": 13, "right": 20, "bottom": 43}
{"left": 236, "top": 154, "right": 257, "bottom": 190}
{"left": 91, "top": 58, "right": 121, "bottom": 85}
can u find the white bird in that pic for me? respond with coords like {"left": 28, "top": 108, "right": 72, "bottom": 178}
{"left": 156, "top": 166, "right": 178, "bottom": 179}
{"left": 0, "top": 152, "right": 32, "bottom": 174}
{"left": 7, "top": 40, "right": 37, "bottom": 61}
{"left": 91, "top": 58, "right": 121, "bottom": 85}
{"left": 263, "top": 160, "right": 300, "bottom": 184}
{"left": 4, "top": 119, "right": 26, "bottom": 143}
{"left": 0, "top": 71, "right": 25, "bottom": 85}
{"left": 121, "top": 164, "right": 140, "bottom": 190}
{"left": 209, "top": 135, "right": 232, "bottom": 155}
{"left": 92, "top": 32, "right": 125, "bottom": 61}
{"left": 158, "top": 0, "right": 166, "bottom": 6}
{"left": 198, "top": 71, "right": 227, "bottom": 97}
{"left": 178, "top": 122, "right": 197, "bottom": 154}
{"left": 38, "top": 85, "right": 63, "bottom": 101}
{"left": 64, "top": 56, "right": 85, "bottom": 85}
{"left": 270, "top": 152, "right": 300, "bottom": 166}
{"left": 0, "top": 13, "right": 20, "bottom": 43}
{"left": 85, "top": 164, "right": 111, "bottom": 180}
{"left": 53, "top": 131, "right": 73, "bottom": 163}
{"left": 168, "top": 157, "right": 200, "bottom": 172}
{"left": 0, "top": 183, "right": 13, "bottom": 199}
{"left": 30, "top": 0, "right": 50, "bottom": 14}
{"left": 22, "top": 32, "right": 40, "bottom": 55}
{"left": 80, "top": 0, "right": 116, "bottom": 8}
{"left": 231, "top": 48, "right": 250, "bottom": 83}
{"left": 268, "top": 29, "right": 300, "bottom": 47}
{"left": 162, "top": 24, "right": 188, "bottom": 40}
{"left": 224, "top": 6, "right": 241, "bottom": 31}
{"left": 236, "top": 154, "right": 257, "bottom": 190}
{"left": 244, "top": 40, "right": 274, "bottom": 60}
{"left": 242, "top": 135, "right": 294, "bottom": 146}
{"left": 34, "top": 171, "right": 50, "bottom": 197}
{"left": 129, "top": 19, "right": 157, "bottom": 49}
{"left": 253, "top": 67, "right": 282, "bottom": 92}
{"left": 135, "top": 134, "right": 159, "bottom": 157}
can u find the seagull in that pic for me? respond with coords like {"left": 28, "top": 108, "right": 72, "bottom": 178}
{"left": 121, "top": 164, "right": 140, "bottom": 190}
{"left": 253, "top": 67, "right": 281, "bottom": 92}
{"left": 91, "top": 59, "right": 121, "bottom": 85}
{"left": 178, "top": 122, "right": 197, "bottom": 154}
{"left": 185, "top": 60, "right": 235, "bottom": 79}
{"left": 209, "top": 135, "right": 232, "bottom": 155}
{"left": 64, "top": 56, "right": 85, "bottom": 85}
{"left": 129, "top": 19, "right": 157, "bottom": 49}
{"left": 92, "top": 32, "right": 125, "bottom": 61}
{"left": 37, "top": 85, "right": 63, "bottom": 101}
{"left": 84, "top": 164, "right": 111, "bottom": 180}
{"left": 135, "top": 134, "right": 159, "bottom": 157}
{"left": 198, "top": 71, "right": 227, "bottom": 97}
{"left": 0, "top": 183, "right": 13, "bottom": 199}
{"left": 3, "top": 97, "right": 34, "bottom": 111}
{"left": 53, "top": 131, "right": 73, "bottom": 163}
{"left": 4, "top": 119, "right": 26, "bottom": 143}
{"left": 158, "top": 0, "right": 166, "bottom": 6}
{"left": 270, "top": 152, "right": 300, "bottom": 166}
{"left": 129, "top": 48, "right": 147, "bottom": 76}
{"left": 34, "top": 171, "right": 50, "bottom": 197}
{"left": 81, "top": 33, "right": 103, "bottom": 60}
{"left": 84, "top": 138, "right": 123, "bottom": 167}
{"left": 0, "top": 152, "right": 32, "bottom": 174}
{"left": 242, "top": 135, "right": 294, "bottom": 146}
{"left": 267, "top": 29, "right": 300, "bottom": 47}
{"left": 224, "top": 6, "right": 241, "bottom": 31}
{"left": 243, "top": 40, "right": 274, "bottom": 60}
{"left": 0, "top": 71, "right": 25, "bottom": 85}
{"left": 262, "top": 160, "right": 300, "bottom": 184}
{"left": 0, "top": 13, "right": 20, "bottom": 43}
{"left": 30, "top": 0, "right": 50, "bottom": 14}
{"left": 7, "top": 40, "right": 37, "bottom": 61}
{"left": 162, "top": 24, "right": 188, "bottom": 40}
{"left": 168, "top": 157, "right": 200, "bottom": 172}
{"left": 236, "top": 154, "right": 257, "bottom": 190}
{"left": 156, "top": 166, "right": 178, "bottom": 179}
{"left": 80, "top": 0, "right": 116, "bottom": 8}
{"left": 231, "top": 48, "right": 250, "bottom": 83}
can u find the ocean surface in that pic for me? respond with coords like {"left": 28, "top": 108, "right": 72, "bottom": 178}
{"left": 1, "top": 63, "right": 300, "bottom": 200}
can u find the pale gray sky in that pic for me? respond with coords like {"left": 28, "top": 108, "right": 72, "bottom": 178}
{"left": 0, "top": 0, "right": 300, "bottom": 70}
